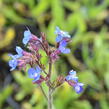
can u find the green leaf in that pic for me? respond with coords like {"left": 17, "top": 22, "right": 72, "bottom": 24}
{"left": 100, "top": 97, "right": 109, "bottom": 109}
{"left": 79, "top": 70, "right": 99, "bottom": 88}
{"left": 72, "top": 100, "right": 92, "bottom": 109}
{"left": 31, "top": 0, "right": 50, "bottom": 17}
{"left": 0, "top": 85, "right": 13, "bottom": 108}
{"left": 51, "top": 0, "right": 65, "bottom": 25}
{"left": 1, "top": 7, "right": 26, "bottom": 23}
{"left": 39, "top": 49, "right": 48, "bottom": 65}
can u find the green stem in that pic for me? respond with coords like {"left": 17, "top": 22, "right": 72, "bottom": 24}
{"left": 48, "top": 88, "right": 53, "bottom": 109}
{"left": 49, "top": 59, "right": 52, "bottom": 78}
{"left": 39, "top": 85, "right": 48, "bottom": 101}
{"left": 48, "top": 58, "right": 53, "bottom": 109}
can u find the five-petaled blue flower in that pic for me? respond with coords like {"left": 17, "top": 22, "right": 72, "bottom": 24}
{"left": 22, "top": 29, "right": 32, "bottom": 45}
{"left": 58, "top": 40, "right": 70, "bottom": 54}
{"left": 9, "top": 46, "right": 23, "bottom": 71}
{"left": 28, "top": 66, "right": 42, "bottom": 82}
{"left": 55, "top": 27, "right": 71, "bottom": 42}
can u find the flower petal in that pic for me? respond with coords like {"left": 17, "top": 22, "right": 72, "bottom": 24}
{"left": 55, "top": 26, "right": 61, "bottom": 34}
{"left": 56, "top": 35, "right": 63, "bottom": 42}
{"left": 74, "top": 85, "right": 83, "bottom": 94}
{"left": 66, "top": 75, "right": 78, "bottom": 82}
{"left": 22, "top": 30, "right": 32, "bottom": 45}
{"left": 78, "top": 83, "right": 84, "bottom": 86}
{"left": 66, "top": 75, "right": 72, "bottom": 80}
{"left": 69, "top": 70, "right": 76, "bottom": 76}
{"left": 59, "top": 46, "right": 70, "bottom": 54}
{"left": 35, "top": 66, "right": 41, "bottom": 73}
{"left": 28, "top": 68, "right": 36, "bottom": 78}
{"left": 16, "top": 46, "right": 23, "bottom": 57}
{"left": 32, "top": 74, "right": 40, "bottom": 82}
{"left": 9, "top": 59, "right": 18, "bottom": 71}
{"left": 59, "top": 40, "right": 67, "bottom": 47}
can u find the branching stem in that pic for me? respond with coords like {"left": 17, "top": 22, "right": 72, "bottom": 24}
{"left": 39, "top": 85, "right": 48, "bottom": 101}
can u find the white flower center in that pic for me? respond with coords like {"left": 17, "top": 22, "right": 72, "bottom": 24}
{"left": 34, "top": 73, "right": 38, "bottom": 77}
{"left": 75, "top": 86, "right": 80, "bottom": 92}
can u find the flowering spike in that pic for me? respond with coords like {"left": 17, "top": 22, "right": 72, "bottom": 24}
{"left": 8, "top": 26, "right": 84, "bottom": 99}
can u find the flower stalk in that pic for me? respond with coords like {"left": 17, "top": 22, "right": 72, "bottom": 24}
{"left": 48, "top": 88, "right": 53, "bottom": 109}
{"left": 39, "top": 85, "right": 48, "bottom": 101}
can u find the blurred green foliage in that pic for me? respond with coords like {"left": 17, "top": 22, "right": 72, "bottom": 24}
{"left": 0, "top": 0, "right": 109, "bottom": 109}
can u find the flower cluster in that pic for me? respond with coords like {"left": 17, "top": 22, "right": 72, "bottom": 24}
{"left": 9, "top": 27, "right": 84, "bottom": 94}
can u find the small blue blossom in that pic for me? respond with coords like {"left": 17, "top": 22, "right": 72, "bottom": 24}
{"left": 73, "top": 82, "right": 84, "bottom": 94}
{"left": 66, "top": 70, "right": 78, "bottom": 82}
{"left": 58, "top": 40, "right": 70, "bottom": 54}
{"left": 9, "top": 58, "right": 18, "bottom": 71}
{"left": 8, "top": 54, "right": 18, "bottom": 71}
{"left": 66, "top": 70, "right": 84, "bottom": 94}
{"left": 9, "top": 54, "right": 18, "bottom": 59}
{"left": 9, "top": 46, "right": 23, "bottom": 59}
{"left": 16, "top": 46, "right": 23, "bottom": 58}
{"left": 22, "top": 29, "right": 32, "bottom": 45}
{"left": 8, "top": 46, "right": 23, "bottom": 71}
{"left": 28, "top": 66, "right": 42, "bottom": 82}
{"left": 55, "top": 27, "right": 71, "bottom": 42}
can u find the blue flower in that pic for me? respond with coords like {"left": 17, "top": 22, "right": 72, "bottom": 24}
{"left": 28, "top": 66, "right": 42, "bottom": 82}
{"left": 58, "top": 40, "right": 70, "bottom": 54}
{"left": 73, "top": 82, "right": 84, "bottom": 94}
{"left": 66, "top": 70, "right": 84, "bottom": 94}
{"left": 22, "top": 29, "right": 32, "bottom": 45}
{"left": 66, "top": 70, "right": 78, "bottom": 82}
{"left": 8, "top": 54, "right": 18, "bottom": 71}
{"left": 16, "top": 46, "right": 23, "bottom": 58}
{"left": 8, "top": 46, "right": 23, "bottom": 71}
{"left": 55, "top": 27, "right": 71, "bottom": 42}
{"left": 9, "top": 59, "right": 18, "bottom": 71}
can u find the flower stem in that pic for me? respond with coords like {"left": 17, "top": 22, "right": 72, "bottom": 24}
{"left": 49, "top": 59, "right": 52, "bottom": 78}
{"left": 48, "top": 58, "right": 53, "bottom": 109}
{"left": 39, "top": 85, "right": 48, "bottom": 101}
{"left": 48, "top": 88, "right": 53, "bottom": 109}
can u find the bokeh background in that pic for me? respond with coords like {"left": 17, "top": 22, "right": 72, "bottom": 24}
{"left": 0, "top": 0, "right": 109, "bottom": 109}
